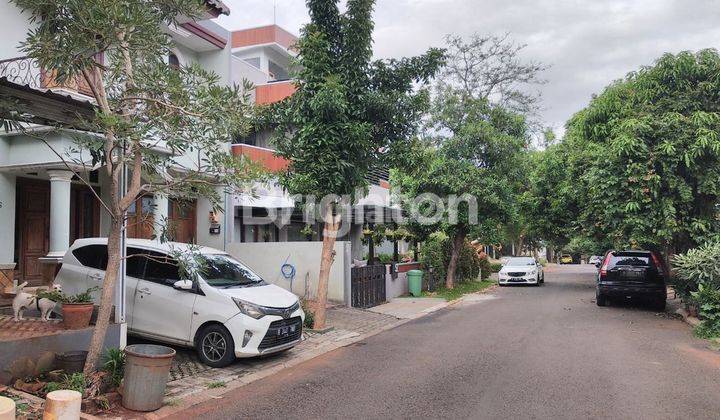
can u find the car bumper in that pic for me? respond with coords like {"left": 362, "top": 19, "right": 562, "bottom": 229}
{"left": 597, "top": 283, "right": 665, "bottom": 299}
{"left": 498, "top": 275, "right": 538, "bottom": 285}
{"left": 224, "top": 308, "right": 305, "bottom": 358}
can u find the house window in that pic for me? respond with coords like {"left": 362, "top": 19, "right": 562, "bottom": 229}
{"left": 243, "top": 57, "right": 261, "bottom": 69}
{"left": 169, "top": 53, "right": 180, "bottom": 69}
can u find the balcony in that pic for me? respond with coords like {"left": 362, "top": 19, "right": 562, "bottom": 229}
{"left": 232, "top": 25, "right": 297, "bottom": 50}
{"left": 232, "top": 144, "right": 289, "bottom": 173}
{"left": 0, "top": 56, "right": 97, "bottom": 98}
{"left": 255, "top": 81, "right": 296, "bottom": 105}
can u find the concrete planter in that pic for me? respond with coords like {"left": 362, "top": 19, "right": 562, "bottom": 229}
{"left": 62, "top": 303, "right": 93, "bottom": 329}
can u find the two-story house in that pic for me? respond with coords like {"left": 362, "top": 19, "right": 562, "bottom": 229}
{"left": 0, "top": 0, "right": 237, "bottom": 290}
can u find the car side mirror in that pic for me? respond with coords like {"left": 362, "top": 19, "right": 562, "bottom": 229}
{"left": 595, "top": 262, "right": 601, "bottom": 268}
{"left": 173, "top": 279, "right": 194, "bottom": 291}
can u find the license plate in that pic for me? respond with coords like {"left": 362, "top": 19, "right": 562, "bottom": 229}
{"left": 276, "top": 325, "right": 296, "bottom": 337}
{"left": 510, "top": 278, "right": 524, "bottom": 282}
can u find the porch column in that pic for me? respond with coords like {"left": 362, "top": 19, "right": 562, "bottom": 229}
{"left": 0, "top": 173, "right": 16, "bottom": 293}
{"left": 152, "top": 194, "right": 168, "bottom": 240}
{"left": 47, "top": 169, "right": 74, "bottom": 258}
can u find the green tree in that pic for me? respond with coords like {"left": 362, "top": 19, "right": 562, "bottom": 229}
{"left": 564, "top": 50, "right": 720, "bottom": 258}
{"left": 13, "top": 0, "right": 257, "bottom": 375}
{"left": 394, "top": 93, "right": 528, "bottom": 288}
{"left": 521, "top": 143, "right": 578, "bottom": 258}
{"left": 273, "top": 0, "right": 443, "bottom": 328}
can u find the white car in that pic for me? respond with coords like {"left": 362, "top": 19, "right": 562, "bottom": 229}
{"left": 498, "top": 256, "right": 545, "bottom": 286}
{"left": 588, "top": 255, "right": 602, "bottom": 266}
{"left": 56, "top": 238, "right": 304, "bottom": 367}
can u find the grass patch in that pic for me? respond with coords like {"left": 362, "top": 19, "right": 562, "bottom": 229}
{"left": 207, "top": 381, "right": 227, "bottom": 389}
{"left": 423, "top": 279, "right": 494, "bottom": 301}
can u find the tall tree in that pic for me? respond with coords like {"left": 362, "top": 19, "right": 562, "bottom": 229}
{"left": 440, "top": 33, "right": 547, "bottom": 117}
{"left": 394, "top": 94, "right": 528, "bottom": 288}
{"left": 13, "top": 0, "right": 258, "bottom": 374}
{"left": 561, "top": 49, "right": 720, "bottom": 258}
{"left": 273, "top": 0, "right": 443, "bottom": 328}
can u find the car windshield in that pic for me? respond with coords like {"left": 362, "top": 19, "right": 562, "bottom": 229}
{"left": 200, "top": 254, "right": 265, "bottom": 288}
{"left": 505, "top": 257, "right": 536, "bottom": 266}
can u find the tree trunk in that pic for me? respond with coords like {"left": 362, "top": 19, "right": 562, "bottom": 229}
{"left": 313, "top": 206, "right": 338, "bottom": 330}
{"left": 445, "top": 229, "right": 466, "bottom": 289}
{"left": 83, "top": 217, "right": 122, "bottom": 376}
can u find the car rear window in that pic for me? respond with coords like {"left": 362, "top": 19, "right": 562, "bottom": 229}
{"left": 608, "top": 253, "right": 651, "bottom": 267}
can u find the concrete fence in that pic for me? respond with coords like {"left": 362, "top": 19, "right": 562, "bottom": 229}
{"left": 226, "top": 241, "right": 351, "bottom": 305}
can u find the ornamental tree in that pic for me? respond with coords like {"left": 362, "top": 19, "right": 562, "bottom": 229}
{"left": 13, "top": 0, "right": 258, "bottom": 375}
{"left": 394, "top": 92, "right": 528, "bottom": 288}
{"left": 272, "top": 0, "right": 443, "bottom": 328}
{"left": 563, "top": 49, "right": 720, "bottom": 258}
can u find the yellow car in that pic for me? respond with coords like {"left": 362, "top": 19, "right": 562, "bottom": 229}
{"left": 560, "top": 254, "right": 573, "bottom": 264}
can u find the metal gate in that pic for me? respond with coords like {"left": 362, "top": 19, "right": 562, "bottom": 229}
{"left": 351, "top": 265, "right": 386, "bottom": 308}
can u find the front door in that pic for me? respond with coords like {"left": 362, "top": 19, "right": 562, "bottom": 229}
{"left": 131, "top": 251, "right": 196, "bottom": 343}
{"left": 16, "top": 178, "right": 50, "bottom": 286}
{"left": 169, "top": 199, "right": 197, "bottom": 244}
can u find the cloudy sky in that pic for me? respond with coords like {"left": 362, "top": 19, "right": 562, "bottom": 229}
{"left": 217, "top": 0, "right": 720, "bottom": 135}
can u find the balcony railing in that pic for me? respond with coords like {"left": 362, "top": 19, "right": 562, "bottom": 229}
{"left": 255, "top": 80, "right": 296, "bottom": 105}
{"left": 232, "top": 143, "right": 289, "bottom": 173}
{"left": 0, "top": 56, "right": 97, "bottom": 97}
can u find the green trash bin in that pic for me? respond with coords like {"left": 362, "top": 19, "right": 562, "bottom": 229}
{"left": 407, "top": 269, "right": 423, "bottom": 297}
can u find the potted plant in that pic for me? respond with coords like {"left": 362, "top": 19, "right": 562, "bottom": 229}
{"left": 40, "top": 287, "right": 98, "bottom": 329}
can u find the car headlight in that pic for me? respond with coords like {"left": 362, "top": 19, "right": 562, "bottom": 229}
{"left": 233, "top": 298, "right": 265, "bottom": 319}
{"left": 529, "top": 269, "right": 536, "bottom": 275}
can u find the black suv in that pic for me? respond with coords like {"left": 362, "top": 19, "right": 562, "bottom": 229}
{"left": 595, "top": 250, "right": 666, "bottom": 311}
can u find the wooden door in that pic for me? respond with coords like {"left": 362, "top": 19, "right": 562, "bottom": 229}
{"left": 16, "top": 178, "right": 50, "bottom": 286}
{"left": 169, "top": 199, "right": 197, "bottom": 244}
{"left": 70, "top": 185, "right": 101, "bottom": 243}
{"left": 126, "top": 195, "right": 155, "bottom": 240}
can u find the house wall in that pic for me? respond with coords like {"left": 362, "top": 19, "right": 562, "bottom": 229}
{"left": 0, "top": 2, "right": 32, "bottom": 59}
{"left": 0, "top": 322, "right": 123, "bottom": 385}
{"left": 0, "top": 173, "right": 16, "bottom": 265}
{"left": 227, "top": 241, "right": 351, "bottom": 303}
{"left": 386, "top": 270, "right": 409, "bottom": 300}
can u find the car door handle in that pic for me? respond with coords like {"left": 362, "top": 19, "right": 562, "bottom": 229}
{"left": 138, "top": 288, "right": 151, "bottom": 295}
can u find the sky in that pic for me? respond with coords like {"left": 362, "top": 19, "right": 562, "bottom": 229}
{"left": 217, "top": 0, "right": 720, "bottom": 136}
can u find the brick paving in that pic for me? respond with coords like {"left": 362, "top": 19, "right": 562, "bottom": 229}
{"left": 0, "top": 315, "right": 67, "bottom": 341}
{"left": 160, "top": 306, "right": 402, "bottom": 403}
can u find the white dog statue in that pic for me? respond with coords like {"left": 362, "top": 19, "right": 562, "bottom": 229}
{"left": 12, "top": 282, "right": 61, "bottom": 322}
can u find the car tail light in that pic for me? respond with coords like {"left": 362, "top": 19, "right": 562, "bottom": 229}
{"left": 651, "top": 253, "right": 665, "bottom": 275}
{"left": 600, "top": 254, "right": 611, "bottom": 278}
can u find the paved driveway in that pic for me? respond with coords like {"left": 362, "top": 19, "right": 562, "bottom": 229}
{"left": 173, "top": 264, "right": 720, "bottom": 419}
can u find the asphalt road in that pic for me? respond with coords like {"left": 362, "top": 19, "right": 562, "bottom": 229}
{"left": 175, "top": 265, "right": 720, "bottom": 420}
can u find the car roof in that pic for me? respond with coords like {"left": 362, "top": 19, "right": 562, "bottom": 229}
{"left": 69, "top": 238, "right": 227, "bottom": 255}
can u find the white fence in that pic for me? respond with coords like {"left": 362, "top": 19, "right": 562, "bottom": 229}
{"left": 226, "top": 241, "right": 351, "bottom": 304}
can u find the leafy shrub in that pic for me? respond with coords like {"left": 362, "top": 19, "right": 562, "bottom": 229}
{"left": 672, "top": 242, "right": 720, "bottom": 292}
{"left": 102, "top": 348, "right": 125, "bottom": 388}
{"left": 38, "top": 286, "right": 99, "bottom": 304}
{"left": 673, "top": 243, "right": 720, "bottom": 338}
{"left": 538, "top": 258, "right": 548, "bottom": 266}
{"left": 691, "top": 283, "right": 720, "bottom": 338}
{"left": 490, "top": 263, "right": 503, "bottom": 273}
{"left": 302, "top": 300, "right": 314, "bottom": 329}
{"left": 420, "top": 232, "right": 450, "bottom": 281}
{"left": 377, "top": 254, "right": 394, "bottom": 264}
{"left": 420, "top": 232, "right": 482, "bottom": 283}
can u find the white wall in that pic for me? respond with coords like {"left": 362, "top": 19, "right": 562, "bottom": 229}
{"left": 227, "top": 241, "right": 351, "bottom": 304}
{"left": 0, "top": 173, "right": 16, "bottom": 264}
{"left": 0, "top": 2, "right": 32, "bottom": 59}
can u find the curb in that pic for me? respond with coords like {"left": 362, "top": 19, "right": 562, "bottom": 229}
{"left": 675, "top": 307, "right": 702, "bottom": 328}
{"left": 145, "top": 298, "right": 458, "bottom": 419}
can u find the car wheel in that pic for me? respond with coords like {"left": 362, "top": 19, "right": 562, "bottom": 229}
{"left": 197, "top": 324, "right": 236, "bottom": 368}
{"left": 652, "top": 298, "right": 666, "bottom": 312}
{"left": 596, "top": 291, "right": 607, "bottom": 307}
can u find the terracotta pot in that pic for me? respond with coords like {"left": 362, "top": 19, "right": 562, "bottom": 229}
{"left": 62, "top": 303, "right": 94, "bottom": 329}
